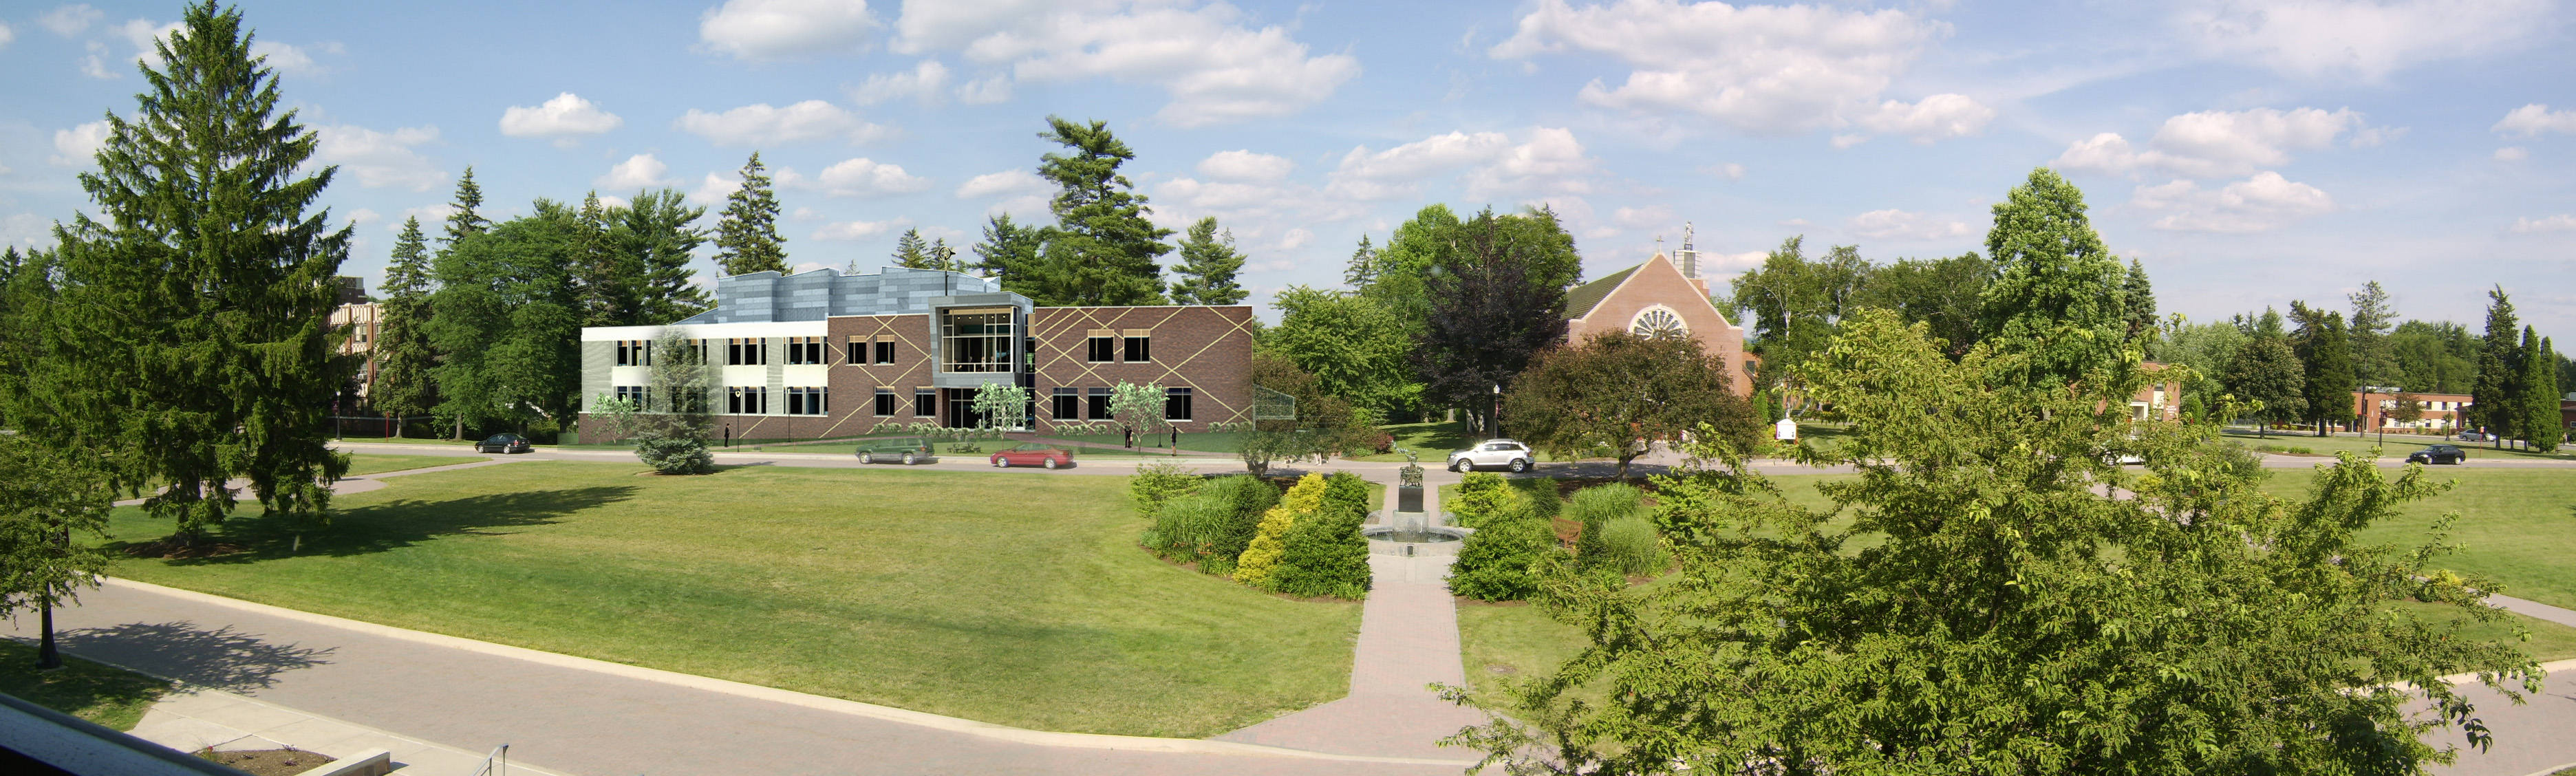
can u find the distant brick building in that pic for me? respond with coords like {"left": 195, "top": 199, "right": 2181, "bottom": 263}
{"left": 575, "top": 266, "right": 1254, "bottom": 441}
{"left": 1560, "top": 240, "right": 1753, "bottom": 396}
{"left": 2352, "top": 390, "right": 2473, "bottom": 433}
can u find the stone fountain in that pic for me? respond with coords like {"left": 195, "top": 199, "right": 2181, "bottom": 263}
{"left": 1364, "top": 449, "right": 1470, "bottom": 557}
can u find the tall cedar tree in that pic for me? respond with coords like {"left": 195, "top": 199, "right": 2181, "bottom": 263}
{"left": 2521, "top": 330, "right": 2560, "bottom": 451}
{"left": 1454, "top": 309, "right": 2544, "bottom": 775}
{"left": 1416, "top": 210, "right": 1571, "bottom": 435}
{"left": 713, "top": 152, "right": 789, "bottom": 276}
{"left": 1031, "top": 116, "right": 1171, "bottom": 305}
{"left": 617, "top": 188, "right": 713, "bottom": 323}
{"left": 2226, "top": 334, "right": 2306, "bottom": 435}
{"left": 1170, "top": 217, "right": 1248, "bottom": 305}
{"left": 572, "top": 191, "right": 630, "bottom": 326}
{"left": 29, "top": 2, "right": 353, "bottom": 541}
{"left": 971, "top": 213, "right": 1042, "bottom": 283}
{"left": 2468, "top": 287, "right": 2522, "bottom": 441}
{"left": 1977, "top": 168, "right": 2145, "bottom": 389}
{"left": 371, "top": 217, "right": 439, "bottom": 431}
{"left": 1502, "top": 330, "right": 1762, "bottom": 479}
{"left": 2348, "top": 281, "right": 2401, "bottom": 386}
{"left": 2290, "top": 301, "right": 2358, "bottom": 435}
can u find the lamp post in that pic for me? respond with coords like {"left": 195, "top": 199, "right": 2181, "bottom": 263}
{"left": 1490, "top": 383, "right": 1501, "bottom": 439}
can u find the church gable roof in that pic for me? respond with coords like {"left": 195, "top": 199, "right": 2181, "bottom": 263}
{"left": 1564, "top": 265, "right": 1638, "bottom": 320}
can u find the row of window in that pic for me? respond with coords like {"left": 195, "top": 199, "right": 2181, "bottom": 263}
{"left": 1044, "top": 387, "right": 1192, "bottom": 421}
{"left": 611, "top": 385, "right": 1193, "bottom": 420}
{"left": 1086, "top": 335, "right": 1150, "bottom": 363}
{"left": 617, "top": 334, "right": 1157, "bottom": 368}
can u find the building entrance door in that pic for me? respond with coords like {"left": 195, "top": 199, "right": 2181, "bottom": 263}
{"left": 942, "top": 387, "right": 987, "bottom": 429}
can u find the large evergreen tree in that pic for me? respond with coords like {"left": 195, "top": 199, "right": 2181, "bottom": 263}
{"left": 2289, "top": 301, "right": 2357, "bottom": 435}
{"left": 2468, "top": 286, "right": 2522, "bottom": 441}
{"left": 442, "top": 166, "right": 490, "bottom": 248}
{"left": 616, "top": 188, "right": 712, "bottom": 323}
{"left": 971, "top": 213, "right": 1042, "bottom": 285}
{"left": 570, "top": 191, "right": 631, "bottom": 327}
{"left": 2347, "top": 281, "right": 2401, "bottom": 387}
{"left": 2521, "top": 330, "right": 2559, "bottom": 452}
{"left": 1977, "top": 168, "right": 2143, "bottom": 389}
{"left": 23, "top": 2, "right": 353, "bottom": 542}
{"left": 891, "top": 228, "right": 934, "bottom": 269}
{"left": 371, "top": 217, "right": 439, "bottom": 433}
{"left": 713, "top": 152, "right": 788, "bottom": 277}
{"left": 1031, "top": 116, "right": 1171, "bottom": 305}
{"left": 1169, "top": 216, "right": 1247, "bottom": 305}
{"left": 1343, "top": 235, "right": 1377, "bottom": 290}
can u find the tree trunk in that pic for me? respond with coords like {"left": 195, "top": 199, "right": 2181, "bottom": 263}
{"left": 36, "top": 601, "right": 58, "bottom": 670}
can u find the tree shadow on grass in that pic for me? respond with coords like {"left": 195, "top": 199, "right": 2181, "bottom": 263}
{"left": 0, "top": 638, "right": 174, "bottom": 726}
{"left": 116, "top": 486, "right": 640, "bottom": 565}
{"left": 50, "top": 622, "right": 332, "bottom": 693}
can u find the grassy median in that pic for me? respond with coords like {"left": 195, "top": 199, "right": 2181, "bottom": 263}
{"left": 0, "top": 640, "right": 172, "bottom": 731}
{"left": 100, "top": 460, "right": 1360, "bottom": 738}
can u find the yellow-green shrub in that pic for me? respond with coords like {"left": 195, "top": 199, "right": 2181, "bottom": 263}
{"left": 1450, "top": 472, "right": 1521, "bottom": 528}
{"left": 1233, "top": 473, "right": 1325, "bottom": 585}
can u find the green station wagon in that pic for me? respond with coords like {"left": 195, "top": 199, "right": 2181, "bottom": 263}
{"left": 853, "top": 437, "right": 935, "bottom": 465}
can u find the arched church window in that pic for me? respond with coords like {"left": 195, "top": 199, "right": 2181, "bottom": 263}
{"left": 1631, "top": 307, "right": 1687, "bottom": 338}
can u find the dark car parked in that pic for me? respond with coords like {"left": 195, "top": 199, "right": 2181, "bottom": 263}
{"left": 854, "top": 437, "right": 935, "bottom": 465}
{"left": 476, "top": 433, "right": 533, "bottom": 454}
{"left": 2407, "top": 444, "right": 2467, "bottom": 465}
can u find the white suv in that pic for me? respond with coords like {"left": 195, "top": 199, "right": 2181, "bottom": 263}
{"left": 1449, "top": 439, "right": 1534, "bottom": 473}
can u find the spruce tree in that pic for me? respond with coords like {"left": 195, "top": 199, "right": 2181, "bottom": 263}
{"left": 442, "top": 166, "right": 491, "bottom": 248}
{"left": 1170, "top": 216, "right": 1247, "bottom": 305}
{"left": 616, "top": 188, "right": 711, "bottom": 323}
{"left": 713, "top": 152, "right": 788, "bottom": 276}
{"left": 2469, "top": 286, "right": 2522, "bottom": 442}
{"left": 372, "top": 217, "right": 439, "bottom": 434}
{"left": 33, "top": 1, "right": 352, "bottom": 543}
{"left": 892, "top": 228, "right": 932, "bottom": 269}
{"left": 1033, "top": 116, "right": 1171, "bottom": 305}
{"left": 2526, "top": 334, "right": 2562, "bottom": 452}
{"left": 1977, "top": 168, "right": 2133, "bottom": 389}
{"left": 2346, "top": 281, "right": 2400, "bottom": 387}
{"left": 1344, "top": 235, "right": 1377, "bottom": 290}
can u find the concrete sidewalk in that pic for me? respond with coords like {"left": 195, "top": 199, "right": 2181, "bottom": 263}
{"left": 127, "top": 685, "right": 567, "bottom": 775}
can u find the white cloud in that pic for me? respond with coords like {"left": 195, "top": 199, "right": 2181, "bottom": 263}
{"left": 1492, "top": 0, "right": 1982, "bottom": 143}
{"left": 2510, "top": 215, "right": 2576, "bottom": 233}
{"left": 2180, "top": 0, "right": 2552, "bottom": 80}
{"left": 956, "top": 75, "right": 1012, "bottom": 104}
{"left": 699, "top": 0, "right": 880, "bottom": 60}
{"left": 802, "top": 158, "right": 931, "bottom": 196}
{"left": 1325, "top": 128, "right": 1600, "bottom": 201}
{"left": 1846, "top": 208, "right": 1970, "bottom": 241}
{"left": 80, "top": 41, "right": 116, "bottom": 78}
{"left": 2, "top": 214, "right": 57, "bottom": 250}
{"left": 2053, "top": 107, "right": 2368, "bottom": 178}
{"left": 116, "top": 19, "right": 180, "bottom": 68}
{"left": 954, "top": 169, "right": 1048, "bottom": 198}
{"left": 850, "top": 60, "right": 949, "bottom": 105}
{"left": 0, "top": 22, "right": 14, "bottom": 50}
{"left": 676, "top": 100, "right": 889, "bottom": 146}
{"left": 596, "top": 154, "right": 677, "bottom": 191}
{"left": 1704, "top": 162, "right": 1746, "bottom": 180}
{"left": 347, "top": 208, "right": 383, "bottom": 227}
{"left": 500, "top": 93, "right": 624, "bottom": 144}
{"left": 599, "top": 195, "right": 632, "bottom": 209}
{"left": 394, "top": 204, "right": 456, "bottom": 231}
{"left": 250, "top": 41, "right": 332, "bottom": 75}
{"left": 38, "top": 5, "right": 103, "bottom": 36}
{"left": 1612, "top": 204, "right": 1675, "bottom": 230}
{"left": 2130, "top": 172, "right": 2334, "bottom": 233}
{"left": 2493, "top": 104, "right": 2576, "bottom": 137}
{"left": 689, "top": 172, "right": 744, "bottom": 205}
{"left": 2495, "top": 147, "right": 2529, "bottom": 162}
{"left": 815, "top": 218, "right": 906, "bottom": 240}
{"left": 1196, "top": 150, "right": 1292, "bottom": 183}
{"left": 890, "top": 1, "right": 1360, "bottom": 127}
{"left": 314, "top": 125, "right": 444, "bottom": 191}
{"left": 51, "top": 120, "right": 109, "bottom": 166}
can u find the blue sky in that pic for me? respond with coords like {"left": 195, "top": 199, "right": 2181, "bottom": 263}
{"left": 1, "top": 0, "right": 2570, "bottom": 332}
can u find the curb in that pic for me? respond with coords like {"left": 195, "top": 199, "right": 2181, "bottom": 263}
{"left": 98, "top": 579, "right": 1481, "bottom": 767}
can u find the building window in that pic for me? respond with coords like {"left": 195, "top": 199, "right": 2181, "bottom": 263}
{"left": 786, "top": 336, "right": 824, "bottom": 365}
{"left": 874, "top": 388, "right": 897, "bottom": 417}
{"left": 1164, "top": 387, "right": 1192, "bottom": 421}
{"left": 1087, "top": 336, "right": 1115, "bottom": 363}
{"left": 616, "top": 339, "right": 654, "bottom": 366}
{"left": 786, "top": 387, "right": 828, "bottom": 415}
{"left": 727, "top": 386, "right": 768, "bottom": 414}
{"left": 614, "top": 385, "right": 647, "bottom": 406}
{"left": 940, "top": 308, "right": 1015, "bottom": 373}
{"left": 846, "top": 337, "right": 866, "bottom": 365}
{"left": 1124, "top": 334, "right": 1151, "bottom": 363}
{"left": 1086, "top": 387, "right": 1112, "bottom": 420}
{"left": 1052, "top": 387, "right": 1080, "bottom": 420}
{"left": 727, "top": 338, "right": 767, "bottom": 366}
{"left": 913, "top": 389, "right": 936, "bottom": 418}
{"left": 874, "top": 338, "right": 897, "bottom": 365}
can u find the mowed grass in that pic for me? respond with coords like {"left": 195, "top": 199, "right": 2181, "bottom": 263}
{"left": 99, "top": 461, "right": 1360, "bottom": 738}
{"left": 0, "top": 640, "right": 173, "bottom": 731}
{"left": 2222, "top": 429, "right": 2575, "bottom": 462}
{"left": 341, "top": 454, "right": 471, "bottom": 476}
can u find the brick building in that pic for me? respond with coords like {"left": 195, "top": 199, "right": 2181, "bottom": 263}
{"left": 575, "top": 266, "right": 1255, "bottom": 440}
{"left": 2352, "top": 390, "right": 2474, "bottom": 433}
{"left": 1560, "top": 237, "right": 1754, "bottom": 396}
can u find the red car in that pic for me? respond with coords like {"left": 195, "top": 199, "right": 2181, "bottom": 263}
{"left": 990, "top": 442, "right": 1074, "bottom": 469}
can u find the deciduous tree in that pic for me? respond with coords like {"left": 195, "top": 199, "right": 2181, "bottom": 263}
{"left": 428, "top": 204, "right": 582, "bottom": 437}
{"left": 1503, "top": 330, "right": 1761, "bottom": 480}
{"left": 2226, "top": 334, "right": 2306, "bottom": 437}
{"left": 1728, "top": 236, "right": 1870, "bottom": 387}
{"left": 1265, "top": 285, "right": 1414, "bottom": 416}
{"left": 0, "top": 438, "right": 114, "bottom": 669}
{"left": 1417, "top": 210, "right": 1571, "bottom": 435}
{"left": 1855, "top": 251, "right": 1990, "bottom": 358}
{"left": 1169, "top": 217, "right": 1247, "bottom": 305}
{"left": 713, "top": 152, "right": 788, "bottom": 277}
{"left": 1977, "top": 167, "right": 2144, "bottom": 388}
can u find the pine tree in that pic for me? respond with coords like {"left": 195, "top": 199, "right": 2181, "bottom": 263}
{"left": 1977, "top": 168, "right": 2133, "bottom": 389}
{"left": 713, "top": 152, "right": 788, "bottom": 277}
{"left": 1344, "top": 235, "right": 1377, "bottom": 290}
{"left": 892, "top": 228, "right": 932, "bottom": 269}
{"left": 616, "top": 188, "right": 711, "bottom": 323}
{"left": 1033, "top": 116, "right": 1171, "bottom": 305}
{"left": 972, "top": 213, "right": 1042, "bottom": 286}
{"left": 1170, "top": 216, "right": 1247, "bottom": 305}
{"left": 442, "top": 166, "right": 490, "bottom": 248}
{"left": 2526, "top": 334, "right": 2562, "bottom": 452}
{"left": 32, "top": 1, "right": 353, "bottom": 542}
{"left": 2469, "top": 286, "right": 2522, "bottom": 442}
{"left": 571, "top": 191, "right": 634, "bottom": 327}
{"left": 372, "top": 217, "right": 439, "bottom": 434}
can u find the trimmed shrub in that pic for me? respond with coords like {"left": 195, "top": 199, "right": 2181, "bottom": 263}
{"left": 1450, "top": 472, "right": 1521, "bottom": 528}
{"left": 1128, "top": 461, "right": 1200, "bottom": 519}
{"left": 1448, "top": 504, "right": 1563, "bottom": 601}
{"left": 1267, "top": 502, "right": 1371, "bottom": 599}
{"left": 1565, "top": 483, "right": 1642, "bottom": 571}
{"left": 1322, "top": 471, "right": 1371, "bottom": 517}
{"left": 1146, "top": 493, "right": 1236, "bottom": 564}
{"left": 1595, "top": 516, "right": 1667, "bottom": 577}
{"left": 1195, "top": 475, "right": 1278, "bottom": 576}
{"left": 1233, "top": 473, "right": 1326, "bottom": 585}
{"left": 635, "top": 435, "right": 713, "bottom": 475}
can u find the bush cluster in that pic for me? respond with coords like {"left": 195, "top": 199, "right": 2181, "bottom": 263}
{"left": 1144, "top": 474, "right": 1277, "bottom": 576}
{"left": 1567, "top": 483, "right": 1642, "bottom": 571}
{"left": 1449, "top": 472, "right": 1521, "bottom": 528}
{"left": 1267, "top": 472, "right": 1373, "bottom": 599}
{"left": 1448, "top": 502, "right": 1562, "bottom": 601}
{"left": 1128, "top": 461, "right": 1201, "bottom": 519}
{"left": 1133, "top": 469, "right": 1371, "bottom": 600}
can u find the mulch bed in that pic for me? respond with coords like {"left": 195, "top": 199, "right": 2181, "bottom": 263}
{"left": 196, "top": 748, "right": 334, "bottom": 776}
{"left": 119, "top": 538, "right": 249, "bottom": 560}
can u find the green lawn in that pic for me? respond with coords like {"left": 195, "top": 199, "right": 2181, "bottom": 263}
{"left": 0, "top": 640, "right": 172, "bottom": 731}
{"left": 100, "top": 461, "right": 1360, "bottom": 738}
{"left": 2221, "top": 428, "right": 2575, "bottom": 462}
{"left": 1456, "top": 600, "right": 1587, "bottom": 704}
{"left": 341, "top": 454, "right": 469, "bottom": 476}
